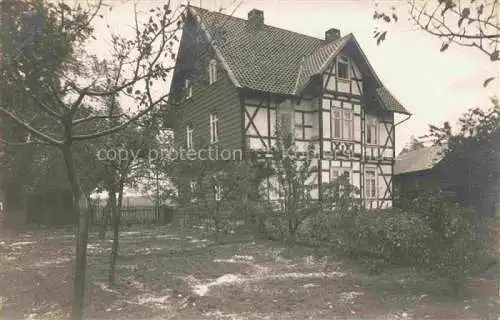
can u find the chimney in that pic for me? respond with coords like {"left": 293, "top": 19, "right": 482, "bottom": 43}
{"left": 325, "top": 28, "right": 341, "bottom": 42}
{"left": 248, "top": 9, "right": 264, "bottom": 27}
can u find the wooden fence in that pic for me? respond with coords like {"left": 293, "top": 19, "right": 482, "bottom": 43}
{"left": 88, "top": 199, "right": 320, "bottom": 227}
{"left": 91, "top": 203, "right": 161, "bottom": 225}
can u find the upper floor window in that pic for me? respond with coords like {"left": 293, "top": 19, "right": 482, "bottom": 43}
{"left": 186, "top": 125, "right": 194, "bottom": 149}
{"left": 294, "top": 111, "right": 313, "bottom": 140}
{"left": 214, "top": 184, "right": 223, "bottom": 201}
{"left": 336, "top": 56, "right": 349, "bottom": 80}
{"left": 209, "top": 113, "right": 219, "bottom": 144}
{"left": 190, "top": 179, "right": 199, "bottom": 203}
{"left": 365, "top": 170, "right": 377, "bottom": 199}
{"left": 185, "top": 79, "right": 192, "bottom": 99}
{"left": 208, "top": 59, "right": 217, "bottom": 84}
{"left": 366, "top": 115, "right": 377, "bottom": 145}
{"left": 332, "top": 108, "right": 353, "bottom": 140}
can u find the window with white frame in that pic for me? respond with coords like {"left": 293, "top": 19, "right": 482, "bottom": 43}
{"left": 208, "top": 59, "right": 217, "bottom": 84}
{"left": 185, "top": 78, "right": 192, "bottom": 99}
{"left": 332, "top": 108, "right": 353, "bottom": 140}
{"left": 190, "top": 179, "right": 199, "bottom": 202}
{"left": 366, "top": 115, "right": 377, "bottom": 145}
{"left": 336, "top": 55, "right": 349, "bottom": 79}
{"left": 214, "top": 184, "right": 222, "bottom": 201}
{"left": 186, "top": 125, "right": 193, "bottom": 149}
{"left": 365, "top": 170, "right": 377, "bottom": 199}
{"left": 209, "top": 113, "right": 219, "bottom": 144}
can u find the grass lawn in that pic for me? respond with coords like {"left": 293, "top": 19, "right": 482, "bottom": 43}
{"left": 0, "top": 225, "right": 499, "bottom": 319}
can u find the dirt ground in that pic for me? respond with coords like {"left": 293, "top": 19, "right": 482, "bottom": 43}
{"left": 0, "top": 225, "right": 499, "bottom": 319}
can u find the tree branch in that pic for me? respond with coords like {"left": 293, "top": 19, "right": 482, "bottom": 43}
{"left": 0, "top": 137, "right": 50, "bottom": 146}
{"left": 0, "top": 106, "right": 62, "bottom": 146}
{"left": 7, "top": 71, "right": 64, "bottom": 120}
{"left": 72, "top": 93, "right": 169, "bottom": 141}
{"left": 72, "top": 114, "right": 127, "bottom": 126}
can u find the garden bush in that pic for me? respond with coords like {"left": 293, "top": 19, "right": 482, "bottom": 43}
{"left": 303, "top": 184, "right": 492, "bottom": 294}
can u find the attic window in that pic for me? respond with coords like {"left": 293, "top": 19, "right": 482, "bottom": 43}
{"left": 208, "top": 59, "right": 217, "bottom": 84}
{"left": 185, "top": 79, "right": 192, "bottom": 99}
{"left": 336, "top": 56, "right": 349, "bottom": 80}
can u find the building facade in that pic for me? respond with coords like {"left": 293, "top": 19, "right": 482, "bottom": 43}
{"left": 168, "top": 6, "right": 411, "bottom": 209}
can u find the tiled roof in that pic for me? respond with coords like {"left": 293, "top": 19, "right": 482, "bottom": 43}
{"left": 376, "top": 87, "right": 411, "bottom": 115}
{"left": 192, "top": 7, "right": 324, "bottom": 95}
{"left": 189, "top": 6, "right": 410, "bottom": 114}
{"left": 394, "top": 145, "right": 445, "bottom": 175}
{"left": 295, "top": 34, "right": 352, "bottom": 93}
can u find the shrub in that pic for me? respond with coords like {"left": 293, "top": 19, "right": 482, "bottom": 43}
{"left": 352, "top": 209, "right": 433, "bottom": 266}
{"left": 305, "top": 184, "right": 492, "bottom": 293}
{"left": 405, "top": 187, "right": 492, "bottom": 294}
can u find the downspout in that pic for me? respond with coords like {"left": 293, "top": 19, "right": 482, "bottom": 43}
{"left": 394, "top": 113, "right": 411, "bottom": 128}
{"left": 392, "top": 113, "right": 411, "bottom": 160}
{"left": 392, "top": 113, "right": 411, "bottom": 206}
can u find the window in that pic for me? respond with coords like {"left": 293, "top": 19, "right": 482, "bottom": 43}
{"left": 366, "top": 115, "right": 377, "bottom": 145}
{"left": 190, "top": 180, "right": 199, "bottom": 203}
{"left": 190, "top": 180, "right": 198, "bottom": 193}
{"left": 185, "top": 78, "right": 192, "bottom": 99}
{"left": 332, "top": 108, "right": 353, "bottom": 140}
{"left": 365, "top": 170, "right": 377, "bottom": 199}
{"left": 329, "top": 168, "right": 351, "bottom": 196}
{"left": 186, "top": 125, "right": 193, "bottom": 149}
{"left": 208, "top": 59, "right": 217, "bottom": 84}
{"left": 209, "top": 113, "right": 219, "bottom": 144}
{"left": 294, "top": 111, "right": 313, "bottom": 140}
{"left": 336, "top": 56, "right": 349, "bottom": 79}
{"left": 331, "top": 168, "right": 351, "bottom": 183}
{"left": 214, "top": 184, "right": 222, "bottom": 201}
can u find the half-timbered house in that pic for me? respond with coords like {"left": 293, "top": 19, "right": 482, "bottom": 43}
{"left": 168, "top": 6, "right": 411, "bottom": 209}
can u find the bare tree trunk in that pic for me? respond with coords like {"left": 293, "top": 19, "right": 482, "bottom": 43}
{"left": 98, "top": 203, "right": 109, "bottom": 240}
{"left": 99, "top": 163, "right": 115, "bottom": 240}
{"left": 83, "top": 193, "right": 95, "bottom": 228}
{"left": 108, "top": 180, "right": 123, "bottom": 287}
{"left": 63, "top": 144, "right": 89, "bottom": 320}
{"left": 214, "top": 200, "right": 221, "bottom": 242}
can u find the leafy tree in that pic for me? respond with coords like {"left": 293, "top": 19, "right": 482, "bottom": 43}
{"left": 260, "top": 125, "right": 319, "bottom": 243}
{"left": 373, "top": 0, "right": 499, "bottom": 86}
{"left": 309, "top": 173, "right": 362, "bottom": 247}
{"left": 425, "top": 96, "right": 500, "bottom": 216}
{"left": 0, "top": 1, "right": 183, "bottom": 319}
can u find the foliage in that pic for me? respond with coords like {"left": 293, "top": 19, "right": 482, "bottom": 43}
{"left": 0, "top": 0, "right": 185, "bottom": 318}
{"left": 258, "top": 124, "right": 320, "bottom": 243}
{"left": 315, "top": 183, "right": 492, "bottom": 293}
{"left": 403, "top": 186, "right": 492, "bottom": 293}
{"left": 298, "top": 165, "right": 492, "bottom": 294}
{"left": 399, "top": 135, "right": 426, "bottom": 154}
{"left": 303, "top": 174, "right": 362, "bottom": 244}
{"left": 426, "top": 97, "right": 500, "bottom": 216}
{"left": 170, "top": 145, "right": 269, "bottom": 238}
{"left": 373, "top": 0, "right": 499, "bottom": 86}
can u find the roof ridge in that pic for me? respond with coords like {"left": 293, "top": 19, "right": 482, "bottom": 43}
{"left": 190, "top": 5, "right": 328, "bottom": 43}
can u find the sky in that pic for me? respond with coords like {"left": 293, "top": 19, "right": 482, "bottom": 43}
{"left": 86, "top": 0, "right": 499, "bottom": 154}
